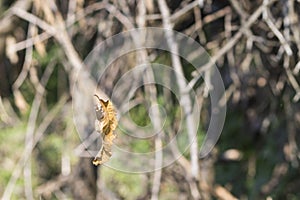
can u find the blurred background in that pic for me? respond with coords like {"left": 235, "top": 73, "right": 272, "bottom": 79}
{"left": 0, "top": 0, "right": 300, "bottom": 199}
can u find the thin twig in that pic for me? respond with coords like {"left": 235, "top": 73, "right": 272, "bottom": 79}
{"left": 66, "top": 0, "right": 77, "bottom": 27}
{"left": 192, "top": 5, "right": 206, "bottom": 44}
{"left": 185, "top": 6, "right": 231, "bottom": 37}
{"left": 213, "top": 185, "right": 238, "bottom": 200}
{"left": 2, "top": 95, "right": 68, "bottom": 200}
{"left": 10, "top": 3, "right": 85, "bottom": 74}
{"left": 24, "top": 60, "right": 56, "bottom": 200}
{"left": 12, "top": 24, "right": 34, "bottom": 90}
{"left": 11, "top": 7, "right": 56, "bottom": 35}
{"left": 169, "top": 129, "right": 202, "bottom": 199}
{"left": 0, "top": 96, "right": 14, "bottom": 125}
{"left": 262, "top": 0, "right": 292, "bottom": 56}
{"left": 188, "top": 0, "right": 278, "bottom": 90}
{"left": 288, "top": 0, "right": 300, "bottom": 62}
{"left": 22, "top": 22, "right": 36, "bottom": 200}
{"left": 135, "top": 1, "right": 163, "bottom": 199}
{"left": 11, "top": 2, "right": 106, "bottom": 52}
{"left": 36, "top": 175, "right": 70, "bottom": 197}
{"left": 158, "top": 1, "right": 201, "bottom": 199}
{"left": 283, "top": 92, "right": 299, "bottom": 167}
{"left": 104, "top": 3, "right": 135, "bottom": 30}
{"left": 229, "top": 0, "right": 249, "bottom": 19}
{"left": 203, "top": 6, "right": 232, "bottom": 25}
{"left": 169, "top": 0, "right": 199, "bottom": 23}
{"left": 261, "top": 163, "right": 289, "bottom": 194}
{"left": 10, "top": 31, "right": 51, "bottom": 52}
{"left": 0, "top": 0, "right": 32, "bottom": 34}
{"left": 286, "top": 68, "right": 300, "bottom": 102}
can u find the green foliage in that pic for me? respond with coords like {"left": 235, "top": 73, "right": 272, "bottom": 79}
{"left": 101, "top": 167, "right": 147, "bottom": 199}
{"left": 130, "top": 139, "right": 152, "bottom": 153}
{"left": 32, "top": 44, "right": 68, "bottom": 107}
{"left": 36, "top": 133, "right": 62, "bottom": 179}
{"left": 32, "top": 44, "right": 62, "bottom": 67}
{"left": 0, "top": 123, "right": 26, "bottom": 197}
{"left": 129, "top": 103, "right": 151, "bottom": 127}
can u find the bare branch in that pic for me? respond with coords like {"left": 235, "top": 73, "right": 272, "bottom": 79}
{"left": 136, "top": 2, "right": 163, "bottom": 199}
{"left": 262, "top": 0, "right": 292, "bottom": 56}
{"left": 11, "top": 7, "right": 56, "bottom": 35}
{"left": 189, "top": 0, "right": 278, "bottom": 90}
{"left": 261, "top": 163, "right": 288, "bottom": 194}
{"left": 214, "top": 185, "right": 238, "bottom": 200}
{"left": 2, "top": 95, "right": 68, "bottom": 200}
{"left": 0, "top": 0, "right": 32, "bottom": 34}
{"left": 13, "top": 23, "right": 34, "bottom": 91}
{"left": 36, "top": 175, "right": 69, "bottom": 198}
{"left": 158, "top": 1, "right": 201, "bottom": 199}
{"left": 169, "top": 1, "right": 199, "bottom": 23}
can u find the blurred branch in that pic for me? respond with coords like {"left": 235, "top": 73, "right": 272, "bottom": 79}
{"left": 169, "top": 130, "right": 201, "bottom": 199}
{"left": 136, "top": 2, "right": 163, "bottom": 199}
{"left": 169, "top": 0, "right": 199, "bottom": 23}
{"left": 213, "top": 185, "right": 238, "bottom": 200}
{"left": 10, "top": 2, "right": 106, "bottom": 52}
{"left": 2, "top": 0, "right": 298, "bottom": 198}
{"left": 189, "top": 0, "right": 278, "bottom": 90}
{"left": 2, "top": 94, "right": 68, "bottom": 200}
{"left": 158, "top": 0, "right": 201, "bottom": 199}
{"left": 43, "top": 1, "right": 99, "bottom": 198}
{"left": 96, "top": 175, "right": 119, "bottom": 200}
{"left": 0, "top": 96, "right": 16, "bottom": 125}
{"left": 74, "top": 132, "right": 99, "bottom": 158}
{"left": 16, "top": 59, "right": 55, "bottom": 199}
{"left": 146, "top": 68, "right": 163, "bottom": 200}
{"left": 22, "top": 59, "right": 56, "bottom": 200}
{"left": 11, "top": 23, "right": 37, "bottom": 114}
{"left": 11, "top": 30, "right": 51, "bottom": 52}
{"left": 66, "top": 0, "right": 77, "bottom": 28}
{"left": 261, "top": 163, "right": 288, "bottom": 194}
{"left": 12, "top": 23, "right": 34, "bottom": 90}
{"left": 104, "top": 2, "right": 135, "bottom": 30}
{"left": 229, "top": 0, "right": 249, "bottom": 19}
{"left": 0, "top": 0, "right": 32, "bottom": 34}
{"left": 283, "top": 92, "right": 299, "bottom": 167}
{"left": 36, "top": 175, "right": 70, "bottom": 198}
{"left": 186, "top": 6, "right": 232, "bottom": 37}
{"left": 11, "top": 7, "right": 56, "bottom": 35}
{"left": 285, "top": 67, "right": 300, "bottom": 102}
{"left": 158, "top": 0, "right": 200, "bottom": 179}
{"left": 262, "top": 0, "right": 292, "bottom": 56}
{"left": 228, "top": 0, "right": 263, "bottom": 52}
{"left": 192, "top": 5, "right": 206, "bottom": 43}
{"left": 288, "top": 0, "right": 300, "bottom": 69}
{"left": 10, "top": 2, "right": 83, "bottom": 74}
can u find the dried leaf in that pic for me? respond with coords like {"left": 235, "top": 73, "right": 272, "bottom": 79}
{"left": 92, "top": 94, "right": 118, "bottom": 166}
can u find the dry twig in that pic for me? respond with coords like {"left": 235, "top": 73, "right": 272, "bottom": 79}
{"left": 2, "top": 95, "right": 68, "bottom": 200}
{"left": 136, "top": 2, "right": 163, "bottom": 199}
{"left": 158, "top": 0, "right": 201, "bottom": 199}
{"left": 189, "top": 0, "right": 278, "bottom": 90}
